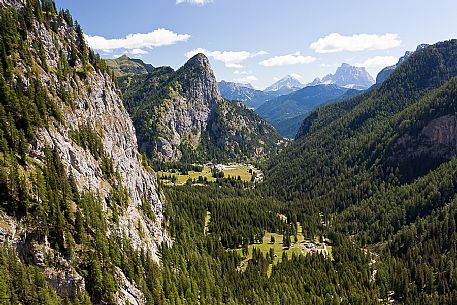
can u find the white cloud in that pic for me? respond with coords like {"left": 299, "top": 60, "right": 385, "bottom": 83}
{"left": 85, "top": 28, "right": 190, "bottom": 51}
{"left": 176, "top": 0, "right": 212, "bottom": 4}
{"left": 355, "top": 56, "right": 398, "bottom": 68}
{"left": 234, "top": 70, "right": 250, "bottom": 75}
{"left": 254, "top": 51, "right": 268, "bottom": 56}
{"left": 130, "top": 48, "right": 148, "bottom": 55}
{"left": 259, "top": 52, "right": 316, "bottom": 67}
{"left": 185, "top": 48, "right": 266, "bottom": 68}
{"left": 226, "top": 63, "right": 244, "bottom": 69}
{"left": 310, "top": 33, "right": 401, "bottom": 53}
{"left": 235, "top": 75, "right": 257, "bottom": 84}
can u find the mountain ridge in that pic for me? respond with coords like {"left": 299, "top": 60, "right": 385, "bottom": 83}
{"left": 257, "top": 84, "right": 353, "bottom": 137}
{"left": 310, "top": 63, "right": 374, "bottom": 89}
{"left": 117, "top": 53, "right": 281, "bottom": 162}
{"left": 218, "top": 80, "right": 280, "bottom": 109}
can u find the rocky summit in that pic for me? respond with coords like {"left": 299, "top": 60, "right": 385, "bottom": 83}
{"left": 310, "top": 63, "right": 374, "bottom": 90}
{"left": 117, "top": 53, "right": 281, "bottom": 162}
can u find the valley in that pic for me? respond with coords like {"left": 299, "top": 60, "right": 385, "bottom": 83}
{"left": 0, "top": 0, "right": 456, "bottom": 304}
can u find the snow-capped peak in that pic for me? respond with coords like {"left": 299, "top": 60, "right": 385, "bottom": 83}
{"left": 264, "top": 75, "right": 304, "bottom": 92}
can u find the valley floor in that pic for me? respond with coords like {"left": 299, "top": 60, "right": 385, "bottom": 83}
{"left": 158, "top": 163, "right": 263, "bottom": 185}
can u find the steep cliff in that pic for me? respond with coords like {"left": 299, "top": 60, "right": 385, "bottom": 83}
{"left": 0, "top": 1, "right": 168, "bottom": 303}
{"left": 118, "top": 54, "right": 281, "bottom": 162}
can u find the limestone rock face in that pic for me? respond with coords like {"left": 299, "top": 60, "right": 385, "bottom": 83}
{"left": 389, "top": 115, "right": 457, "bottom": 179}
{"left": 120, "top": 53, "right": 281, "bottom": 161}
{"left": 0, "top": 2, "right": 169, "bottom": 304}
{"left": 150, "top": 54, "right": 221, "bottom": 160}
{"left": 392, "top": 115, "right": 457, "bottom": 160}
{"left": 29, "top": 4, "right": 168, "bottom": 262}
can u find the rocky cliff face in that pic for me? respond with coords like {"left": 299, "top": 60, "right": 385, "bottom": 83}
{"left": 119, "top": 54, "right": 281, "bottom": 162}
{"left": 0, "top": 1, "right": 168, "bottom": 303}
{"left": 388, "top": 114, "right": 457, "bottom": 180}
{"left": 152, "top": 54, "right": 221, "bottom": 160}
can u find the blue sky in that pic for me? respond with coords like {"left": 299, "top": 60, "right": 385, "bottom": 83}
{"left": 54, "top": 0, "right": 457, "bottom": 89}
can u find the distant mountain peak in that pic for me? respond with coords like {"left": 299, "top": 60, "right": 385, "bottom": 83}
{"left": 218, "top": 80, "right": 280, "bottom": 109}
{"left": 264, "top": 75, "right": 304, "bottom": 93}
{"left": 219, "top": 80, "right": 254, "bottom": 90}
{"left": 310, "top": 63, "right": 374, "bottom": 90}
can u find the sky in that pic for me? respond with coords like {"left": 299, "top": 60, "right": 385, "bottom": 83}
{"left": 54, "top": 0, "right": 457, "bottom": 90}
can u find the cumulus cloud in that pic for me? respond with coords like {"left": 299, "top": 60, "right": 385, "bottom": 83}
{"left": 254, "top": 51, "right": 269, "bottom": 56}
{"left": 310, "top": 33, "right": 401, "bottom": 53}
{"left": 259, "top": 52, "right": 316, "bottom": 67}
{"left": 185, "top": 48, "right": 267, "bottom": 68}
{"left": 234, "top": 70, "right": 250, "bottom": 75}
{"left": 355, "top": 56, "right": 398, "bottom": 68}
{"left": 235, "top": 75, "right": 257, "bottom": 84}
{"left": 85, "top": 28, "right": 190, "bottom": 51}
{"left": 176, "top": 0, "right": 212, "bottom": 4}
{"left": 130, "top": 48, "right": 148, "bottom": 55}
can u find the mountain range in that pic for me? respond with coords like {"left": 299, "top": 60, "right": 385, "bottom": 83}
{"left": 218, "top": 64, "right": 374, "bottom": 138}
{"left": 218, "top": 80, "right": 280, "bottom": 109}
{"left": 309, "top": 63, "right": 374, "bottom": 89}
{"left": 256, "top": 84, "right": 355, "bottom": 137}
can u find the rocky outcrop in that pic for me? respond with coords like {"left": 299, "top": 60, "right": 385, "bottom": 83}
{"left": 27, "top": 3, "right": 168, "bottom": 261}
{"left": 114, "top": 267, "right": 148, "bottom": 305}
{"left": 150, "top": 54, "right": 220, "bottom": 160}
{"left": 120, "top": 53, "right": 281, "bottom": 162}
{"left": 388, "top": 115, "right": 457, "bottom": 179}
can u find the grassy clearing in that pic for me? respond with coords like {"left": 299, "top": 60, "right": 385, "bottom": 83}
{"left": 228, "top": 222, "right": 333, "bottom": 275}
{"left": 231, "top": 232, "right": 310, "bottom": 275}
{"left": 222, "top": 164, "right": 253, "bottom": 181}
{"left": 204, "top": 211, "right": 211, "bottom": 235}
{"left": 158, "top": 164, "right": 255, "bottom": 185}
{"left": 158, "top": 167, "right": 216, "bottom": 185}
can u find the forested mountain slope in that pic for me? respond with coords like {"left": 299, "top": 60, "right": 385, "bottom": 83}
{"left": 261, "top": 39, "right": 457, "bottom": 303}
{"left": 105, "top": 54, "right": 154, "bottom": 77}
{"left": 267, "top": 40, "right": 457, "bottom": 200}
{"left": 0, "top": 1, "right": 168, "bottom": 303}
{"left": 117, "top": 54, "right": 281, "bottom": 162}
